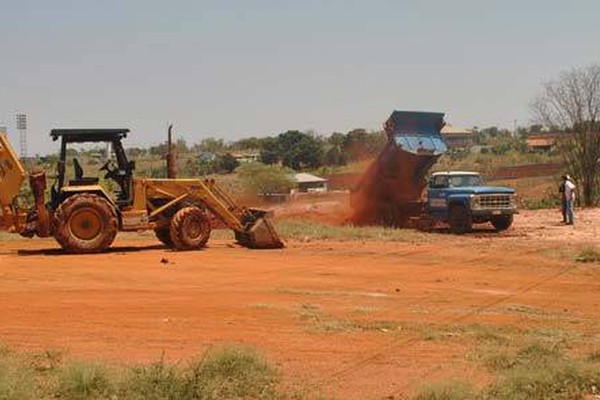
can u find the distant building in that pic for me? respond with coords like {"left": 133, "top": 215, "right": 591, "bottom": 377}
{"left": 198, "top": 151, "right": 217, "bottom": 162}
{"left": 526, "top": 133, "right": 559, "bottom": 152}
{"left": 293, "top": 173, "right": 328, "bottom": 193}
{"left": 441, "top": 124, "right": 477, "bottom": 149}
{"left": 230, "top": 151, "right": 260, "bottom": 163}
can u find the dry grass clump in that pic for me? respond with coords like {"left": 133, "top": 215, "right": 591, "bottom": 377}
{"left": 0, "top": 344, "right": 283, "bottom": 400}
{"left": 275, "top": 220, "right": 428, "bottom": 243}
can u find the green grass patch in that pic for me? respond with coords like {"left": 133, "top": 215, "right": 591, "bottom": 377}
{"left": 485, "top": 361, "right": 600, "bottom": 400}
{"left": 415, "top": 380, "right": 476, "bottom": 400}
{"left": 576, "top": 246, "right": 600, "bottom": 263}
{"left": 182, "top": 346, "right": 279, "bottom": 400}
{"left": 420, "top": 342, "right": 600, "bottom": 400}
{"left": 0, "top": 344, "right": 287, "bottom": 400}
{"left": 274, "top": 220, "right": 429, "bottom": 243}
{"left": 57, "top": 361, "right": 114, "bottom": 399}
{"left": 481, "top": 342, "right": 564, "bottom": 373}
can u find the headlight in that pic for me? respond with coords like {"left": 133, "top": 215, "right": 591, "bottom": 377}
{"left": 471, "top": 195, "right": 481, "bottom": 209}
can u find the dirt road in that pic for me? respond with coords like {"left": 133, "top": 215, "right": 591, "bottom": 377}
{"left": 1, "top": 209, "right": 599, "bottom": 398}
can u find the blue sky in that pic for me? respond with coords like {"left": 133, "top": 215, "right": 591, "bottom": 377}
{"left": 1, "top": 0, "right": 598, "bottom": 154}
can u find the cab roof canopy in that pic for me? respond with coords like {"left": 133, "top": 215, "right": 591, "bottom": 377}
{"left": 50, "top": 129, "right": 130, "bottom": 143}
{"left": 431, "top": 171, "right": 479, "bottom": 176}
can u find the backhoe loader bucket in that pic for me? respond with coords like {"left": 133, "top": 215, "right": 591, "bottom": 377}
{"left": 235, "top": 209, "right": 284, "bottom": 249}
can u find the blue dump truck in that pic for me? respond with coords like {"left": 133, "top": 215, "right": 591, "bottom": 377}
{"left": 426, "top": 171, "right": 516, "bottom": 233}
{"left": 351, "top": 111, "right": 517, "bottom": 233}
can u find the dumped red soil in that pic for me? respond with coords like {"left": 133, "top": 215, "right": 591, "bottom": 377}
{"left": 1, "top": 207, "right": 599, "bottom": 399}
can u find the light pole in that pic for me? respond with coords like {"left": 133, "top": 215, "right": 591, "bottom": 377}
{"left": 16, "top": 114, "right": 27, "bottom": 161}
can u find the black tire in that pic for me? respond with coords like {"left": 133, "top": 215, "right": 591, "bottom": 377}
{"left": 170, "top": 206, "right": 211, "bottom": 251}
{"left": 53, "top": 193, "right": 118, "bottom": 253}
{"left": 448, "top": 205, "right": 472, "bottom": 234}
{"left": 154, "top": 228, "right": 173, "bottom": 247}
{"left": 491, "top": 214, "right": 513, "bottom": 231}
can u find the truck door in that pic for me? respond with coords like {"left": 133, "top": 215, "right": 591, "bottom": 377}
{"left": 427, "top": 175, "right": 449, "bottom": 220}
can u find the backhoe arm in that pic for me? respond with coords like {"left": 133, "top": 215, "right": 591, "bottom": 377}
{"left": 0, "top": 133, "right": 26, "bottom": 232}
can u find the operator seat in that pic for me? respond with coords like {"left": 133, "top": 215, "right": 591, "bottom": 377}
{"left": 73, "top": 158, "right": 84, "bottom": 180}
{"left": 69, "top": 158, "right": 99, "bottom": 186}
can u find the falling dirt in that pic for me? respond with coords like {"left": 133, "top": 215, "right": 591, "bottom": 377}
{"left": 1, "top": 206, "right": 599, "bottom": 399}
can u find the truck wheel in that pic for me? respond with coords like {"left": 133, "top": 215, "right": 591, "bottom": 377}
{"left": 53, "top": 193, "right": 118, "bottom": 253}
{"left": 170, "top": 206, "right": 211, "bottom": 251}
{"left": 491, "top": 215, "right": 513, "bottom": 231}
{"left": 448, "top": 205, "right": 472, "bottom": 234}
{"left": 154, "top": 228, "right": 173, "bottom": 247}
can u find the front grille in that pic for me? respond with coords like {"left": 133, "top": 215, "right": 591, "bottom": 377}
{"left": 478, "top": 194, "right": 512, "bottom": 209}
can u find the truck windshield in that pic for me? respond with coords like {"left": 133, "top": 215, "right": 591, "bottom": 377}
{"left": 449, "top": 175, "right": 482, "bottom": 187}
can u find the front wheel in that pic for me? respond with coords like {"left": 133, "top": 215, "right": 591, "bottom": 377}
{"left": 448, "top": 205, "right": 472, "bottom": 234}
{"left": 170, "top": 207, "right": 211, "bottom": 251}
{"left": 491, "top": 214, "right": 513, "bottom": 231}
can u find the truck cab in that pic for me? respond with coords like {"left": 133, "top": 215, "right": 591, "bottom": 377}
{"left": 426, "top": 171, "right": 517, "bottom": 233}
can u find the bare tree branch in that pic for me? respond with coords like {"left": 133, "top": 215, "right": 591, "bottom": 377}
{"left": 532, "top": 64, "right": 600, "bottom": 206}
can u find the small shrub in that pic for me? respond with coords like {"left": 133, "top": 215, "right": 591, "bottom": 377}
{"left": 576, "top": 247, "right": 600, "bottom": 263}
{"left": 0, "top": 359, "right": 36, "bottom": 400}
{"left": 485, "top": 362, "right": 599, "bottom": 400}
{"left": 57, "top": 361, "right": 114, "bottom": 399}
{"left": 184, "top": 346, "right": 279, "bottom": 400}
{"left": 587, "top": 350, "right": 600, "bottom": 362}
{"left": 516, "top": 342, "right": 564, "bottom": 366}
{"left": 483, "top": 352, "right": 518, "bottom": 371}
{"left": 482, "top": 342, "right": 563, "bottom": 373}
{"left": 121, "top": 359, "right": 185, "bottom": 400}
{"left": 415, "top": 380, "right": 476, "bottom": 400}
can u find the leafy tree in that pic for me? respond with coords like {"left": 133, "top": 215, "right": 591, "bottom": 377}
{"left": 324, "top": 132, "right": 348, "bottom": 166}
{"left": 236, "top": 162, "right": 295, "bottom": 196}
{"left": 216, "top": 153, "right": 240, "bottom": 173}
{"left": 175, "top": 138, "right": 188, "bottom": 153}
{"left": 149, "top": 143, "right": 168, "bottom": 156}
{"left": 230, "top": 137, "right": 263, "bottom": 151}
{"left": 277, "top": 130, "right": 324, "bottom": 170}
{"left": 259, "top": 137, "right": 280, "bottom": 165}
{"left": 343, "top": 129, "right": 386, "bottom": 161}
{"left": 194, "top": 138, "right": 225, "bottom": 154}
{"left": 532, "top": 64, "right": 600, "bottom": 206}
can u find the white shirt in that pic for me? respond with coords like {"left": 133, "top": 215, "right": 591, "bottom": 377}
{"left": 565, "top": 180, "right": 576, "bottom": 200}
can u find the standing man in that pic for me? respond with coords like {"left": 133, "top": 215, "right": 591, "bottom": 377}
{"left": 559, "top": 175, "right": 567, "bottom": 223}
{"left": 564, "top": 175, "right": 576, "bottom": 225}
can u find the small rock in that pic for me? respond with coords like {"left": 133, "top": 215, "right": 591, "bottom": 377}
{"left": 160, "top": 258, "right": 170, "bottom": 264}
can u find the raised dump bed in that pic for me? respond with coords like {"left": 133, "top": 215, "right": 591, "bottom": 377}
{"left": 351, "top": 111, "right": 447, "bottom": 226}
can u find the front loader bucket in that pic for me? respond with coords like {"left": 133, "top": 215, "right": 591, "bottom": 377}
{"left": 235, "top": 209, "right": 284, "bottom": 249}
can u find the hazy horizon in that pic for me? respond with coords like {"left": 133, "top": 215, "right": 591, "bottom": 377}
{"left": 1, "top": 0, "right": 599, "bottom": 154}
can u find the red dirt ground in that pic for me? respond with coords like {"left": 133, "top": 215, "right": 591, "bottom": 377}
{"left": 1, "top": 207, "right": 600, "bottom": 399}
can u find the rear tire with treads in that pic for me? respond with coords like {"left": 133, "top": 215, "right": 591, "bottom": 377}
{"left": 53, "top": 193, "right": 118, "bottom": 253}
{"left": 448, "top": 204, "right": 472, "bottom": 234}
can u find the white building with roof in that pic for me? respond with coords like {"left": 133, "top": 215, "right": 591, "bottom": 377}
{"left": 293, "top": 173, "right": 328, "bottom": 193}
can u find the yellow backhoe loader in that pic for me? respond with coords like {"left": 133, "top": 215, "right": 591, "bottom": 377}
{"left": 0, "top": 129, "right": 283, "bottom": 253}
